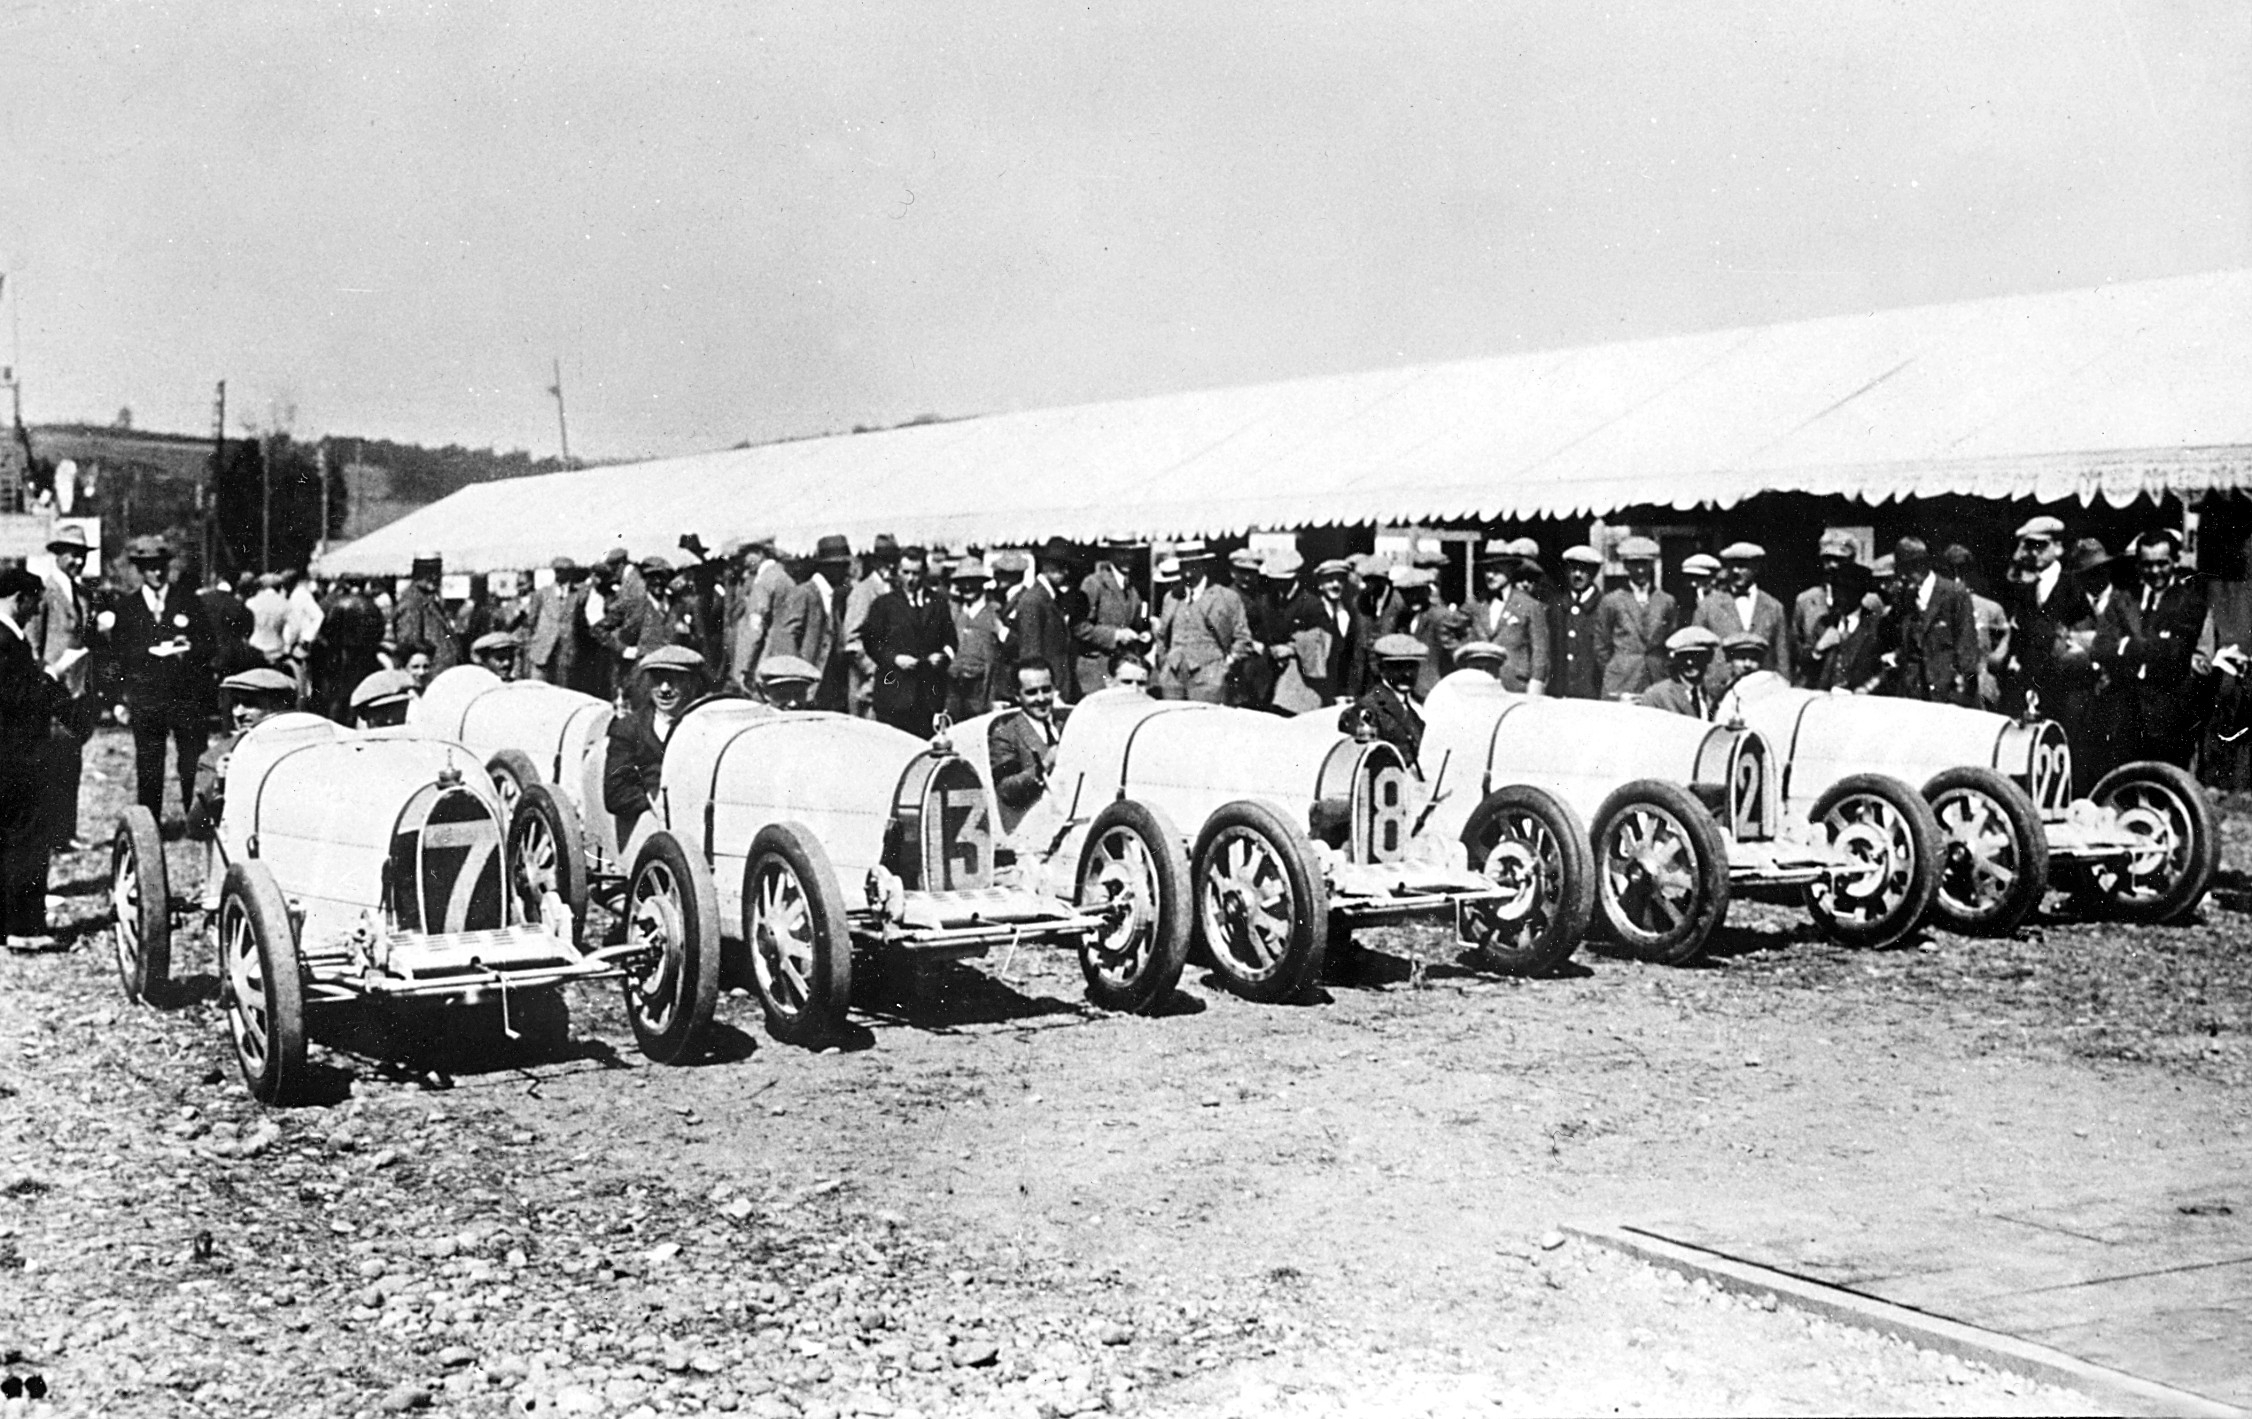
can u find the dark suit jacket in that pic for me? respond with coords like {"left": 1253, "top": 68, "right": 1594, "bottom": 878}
{"left": 1894, "top": 574, "right": 1983, "bottom": 706}
{"left": 1007, "top": 579, "right": 1077, "bottom": 702}
{"left": 863, "top": 588, "right": 957, "bottom": 728}
{"left": 1338, "top": 678, "right": 1424, "bottom": 772}
{"left": 0, "top": 620, "right": 71, "bottom": 761}
{"left": 602, "top": 705, "right": 668, "bottom": 818}
{"left": 1640, "top": 677, "right": 1715, "bottom": 720}
{"left": 1813, "top": 611, "right": 1888, "bottom": 693}
{"left": 1545, "top": 586, "right": 1607, "bottom": 699}
{"left": 111, "top": 580, "right": 218, "bottom": 714}
{"left": 2004, "top": 573, "right": 2095, "bottom": 715}
{"left": 2094, "top": 580, "right": 2208, "bottom": 689}
{"left": 989, "top": 706, "right": 1068, "bottom": 817}
{"left": 1292, "top": 596, "right": 1366, "bottom": 702}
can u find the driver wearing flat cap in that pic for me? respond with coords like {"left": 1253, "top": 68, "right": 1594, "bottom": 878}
{"left": 1640, "top": 626, "right": 1723, "bottom": 720}
{"left": 186, "top": 668, "right": 298, "bottom": 842}
{"left": 604, "top": 644, "right": 712, "bottom": 823}
{"left": 1339, "top": 633, "right": 1432, "bottom": 771}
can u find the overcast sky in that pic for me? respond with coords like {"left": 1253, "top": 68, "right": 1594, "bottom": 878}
{"left": 3, "top": 0, "right": 2245, "bottom": 460}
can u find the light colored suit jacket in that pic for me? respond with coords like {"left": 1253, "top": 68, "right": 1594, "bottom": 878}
{"left": 1692, "top": 586, "right": 1790, "bottom": 691}
{"left": 33, "top": 567, "right": 90, "bottom": 698}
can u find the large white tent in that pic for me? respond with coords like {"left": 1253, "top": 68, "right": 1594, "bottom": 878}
{"left": 319, "top": 269, "right": 2252, "bottom": 574}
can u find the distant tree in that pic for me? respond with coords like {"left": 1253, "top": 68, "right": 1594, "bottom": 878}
{"left": 113, "top": 406, "right": 133, "bottom": 430}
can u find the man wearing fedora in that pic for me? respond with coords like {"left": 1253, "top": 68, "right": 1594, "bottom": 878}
{"left": 1007, "top": 537, "right": 1081, "bottom": 703}
{"left": 110, "top": 535, "right": 219, "bottom": 822}
{"left": 1153, "top": 542, "right": 1252, "bottom": 703}
{"left": 1073, "top": 537, "right": 1149, "bottom": 699}
{"left": 28, "top": 526, "right": 96, "bottom": 851}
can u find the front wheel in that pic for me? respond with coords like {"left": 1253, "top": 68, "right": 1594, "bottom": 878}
{"left": 111, "top": 805, "right": 171, "bottom": 1005}
{"left": 1801, "top": 774, "right": 1942, "bottom": 949}
{"left": 219, "top": 861, "right": 308, "bottom": 1106}
{"left": 1923, "top": 767, "right": 2047, "bottom": 935}
{"left": 1073, "top": 799, "right": 1192, "bottom": 1013}
{"left": 620, "top": 830, "right": 722, "bottom": 1064}
{"left": 1590, "top": 779, "right": 1730, "bottom": 966}
{"left": 1458, "top": 785, "right": 1595, "bottom": 975}
{"left": 2070, "top": 760, "right": 2218, "bottom": 924}
{"left": 1193, "top": 800, "right": 1329, "bottom": 1003}
{"left": 741, "top": 822, "right": 855, "bottom": 1047}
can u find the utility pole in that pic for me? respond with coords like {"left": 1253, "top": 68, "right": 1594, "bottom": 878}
{"left": 209, "top": 380, "right": 226, "bottom": 578}
{"left": 548, "top": 357, "right": 572, "bottom": 467}
{"left": 261, "top": 428, "right": 274, "bottom": 573}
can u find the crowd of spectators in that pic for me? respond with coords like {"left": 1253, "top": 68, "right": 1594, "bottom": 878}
{"left": 0, "top": 514, "right": 2242, "bottom": 949}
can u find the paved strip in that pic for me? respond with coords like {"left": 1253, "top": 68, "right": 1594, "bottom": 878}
{"left": 1567, "top": 1222, "right": 2249, "bottom": 1419}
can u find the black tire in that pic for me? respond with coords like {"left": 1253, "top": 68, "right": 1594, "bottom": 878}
{"left": 509, "top": 782, "right": 589, "bottom": 935}
{"left": 1458, "top": 785, "right": 1596, "bottom": 975}
{"left": 620, "top": 830, "right": 722, "bottom": 1064}
{"left": 1923, "top": 767, "right": 2048, "bottom": 936}
{"left": 1192, "top": 799, "right": 1330, "bottom": 1003}
{"left": 1590, "top": 779, "right": 1730, "bottom": 966}
{"left": 485, "top": 749, "right": 542, "bottom": 828}
{"left": 1073, "top": 798, "right": 1193, "bottom": 1013}
{"left": 2069, "top": 760, "right": 2218, "bottom": 925}
{"left": 111, "top": 805, "right": 171, "bottom": 1005}
{"left": 1800, "top": 773, "right": 1943, "bottom": 949}
{"left": 740, "top": 822, "right": 855, "bottom": 1047}
{"left": 218, "top": 861, "right": 308, "bottom": 1106}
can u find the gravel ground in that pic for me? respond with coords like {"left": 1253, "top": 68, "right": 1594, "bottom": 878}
{"left": 6, "top": 727, "right": 2244, "bottom": 1417}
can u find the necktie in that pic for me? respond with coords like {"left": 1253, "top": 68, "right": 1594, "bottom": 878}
{"left": 1691, "top": 687, "right": 1706, "bottom": 720}
{"left": 2144, "top": 587, "right": 2157, "bottom": 614}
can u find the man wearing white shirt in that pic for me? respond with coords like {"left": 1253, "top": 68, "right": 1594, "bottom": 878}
{"left": 110, "top": 536, "right": 219, "bottom": 820}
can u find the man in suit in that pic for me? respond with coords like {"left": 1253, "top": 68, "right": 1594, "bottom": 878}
{"left": 1640, "top": 627, "right": 1722, "bottom": 720}
{"left": 1293, "top": 558, "right": 1367, "bottom": 704}
{"left": 110, "top": 535, "right": 219, "bottom": 821}
{"left": 1885, "top": 537, "right": 1983, "bottom": 707}
{"left": 947, "top": 560, "right": 1004, "bottom": 720}
{"left": 989, "top": 662, "right": 1071, "bottom": 832}
{"left": 1596, "top": 535, "right": 1676, "bottom": 700}
{"left": 1791, "top": 531, "right": 1860, "bottom": 685}
{"left": 602, "top": 646, "right": 710, "bottom": 823}
{"left": 2095, "top": 529, "right": 2207, "bottom": 769}
{"left": 29, "top": 527, "right": 94, "bottom": 853}
{"left": 1391, "top": 565, "right": 1470, "bottom": 700}
{"left": 1545, "top": 546, "right": 1608, "bottom": 700}
{"left": 722, "top": 537, "right": 786, "bottom": 691}
{"left": 1806, "top": 562, "right": 1888, "bottom": 693}
{"left": 1073, "top": 538, "right": 1150, "bottom": 699}
{"left": 1464, "top": 541, "right": 1549, "bottom": 696}
{"left": 843, "top": 534, "right": 899, "bottom": 717}
{"left": 862, "top": 546, "right": 957, "bottom": 736}
{"left": 772, "top": 535, "right": 851, "bottom": 712}
{"left": 522, "top": 557, "right": 580, "bottom": 684}
{"left": 2002, "top": 515, "right": 2098, "bottom": 789}
{"left": 1338, "top": 634, "right": 1431, "bottom": 772}
{"left": 1, "top": 566, "right": 76, "bottom": 949}
{"left": 1693, "top": 542, "right": 1790, "bottom": 694}
{"left": 1154, "top": 542, "right": 1252, "bottom": 703}
{"left": 386, "top": 555, "right": 459, "bottom": 677}
{"left": 1008, "top": 538, "right": 1081, "bottom": 702}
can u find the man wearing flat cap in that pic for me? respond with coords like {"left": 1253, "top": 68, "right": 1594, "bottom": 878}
{"left": 472, "top": 630, "right": 524, "bottom": 682}
{"left": 111, "top": 535, "right": 220, "bottom": 821}
{"left": 1546, "top": 546, "right": 1608, "bottom": 700}
{"left": 1152, "top": 542, "right": 1253, "bottom": 703}
{"left": 1791, "top": 531, "right": 1860, "bottom": 686}
{"left": 1692, "top": 542, "right": 1789, "bottom": 693}
{"left": 604, "top": 644, "right": 712, "bottom": 826}
{"left": 2002, "top": 514, "right": 2098, "bottom": 781}
{"left": 386, "top": 554, "right": 460, "bottom": 680}
{"left": 1641, "top": 626, "right": 1723, "bottom": 719}
{"left": 1074, "top": 538, "right": 1149, "bottom": 700}
{"left": 1596, "top": 535, "right": 1677, "bottom": 699}
{"left": 1465, "top": 541, "right": 1548, "bottom": 696}
{"left": 1885, "top": 537, "right": 1982, "bottom": 709}
{"left": 1339, "top": 633, "right": 1431, "bottom": 771}
{"left": 1291, "top": 558, "right": 1367, "bottom": 704}
{"left": 597, "top": 554, "right": 688, "bottom": 679}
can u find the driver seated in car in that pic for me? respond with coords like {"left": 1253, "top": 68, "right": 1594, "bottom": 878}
{"left": 604, "top": 645, "right": 710, "bottom": 820}
{"left": 188, "top": 667, "right": 297, "bottom": 909}
{"left": 349, "top": 669, "right": 417, "bottom": 729}
{"left": 990, "top": 663, "right": 1070, "bottom": 831}
{"left": 1640, "top": 626, "right": 1723, "bottom": 720}
{"left": 1433, "top": 638, "right": 1510, "bottom": 693}
{"left": 1712, "top": 631, "right": 1789, "bottom": 722}
{"left": 752, "top": 654, "right": 821, "bottom": 710}
{"left": 470, "top": 629, "right": 522, "bottom": 681}
{"left": 1339, "top": 633, "right": 1431, "bottom": 772}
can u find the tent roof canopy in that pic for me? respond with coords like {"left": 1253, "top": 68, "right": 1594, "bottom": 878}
{"left": 320, "top": 269, "right": 2252, "bottom": 575}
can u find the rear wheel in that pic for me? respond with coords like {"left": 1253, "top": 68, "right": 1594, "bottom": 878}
{"left": 1801, "top": 774, "right": 1942, "bottom": 949}
{"left": 1590, "top": 780, "right": 1729, "bottom": 966}
{"left": 219, "top": 861, "right": 308, "bottom": 1106}
{"left": 620, "top": 830, "right": 721, "bottom": 1064}
{"left": 2069, "top": 761, "right": 2217, "bottom": 924}
{"left": 508, "top": 782, "right": 589, "bottom": 934}
{"left": 1459, "top": 785, "right": 1595, "bottom": 975}
{"left": 1073, "top": 799, "right": 1192, "bottom": 1013}
{"left": 1923, "top": 767, "right": 2047, "bottom": 935}
{"left": 742, "top": 823, "right": 855, "bottom": 1046}
{"left": 111, "top": 806, "right": 171, "bottom": 1005}
{"left": 1193, "top": 800, "right": 1329, "bottom": 1003}
{"left": 485, "top": 749, "right": 542, "bottom": 829}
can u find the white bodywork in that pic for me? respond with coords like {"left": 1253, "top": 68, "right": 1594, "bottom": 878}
{"left": 411, "top": 666, "right": 613, "bottom": 824}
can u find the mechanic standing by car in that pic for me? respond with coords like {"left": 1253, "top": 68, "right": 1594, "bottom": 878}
{"left": 1, "top": 566, "right": 75, "bottom": 951}
{"left": 109, "top": 535, "right": 219, "bottom": 823}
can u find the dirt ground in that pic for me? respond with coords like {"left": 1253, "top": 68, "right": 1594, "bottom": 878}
{"left": 5, "top": 727, "right": 2250, "bottom": 1417}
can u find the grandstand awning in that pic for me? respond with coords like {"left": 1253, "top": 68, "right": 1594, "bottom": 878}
{"left": 319, "top": 269, "right": 2252, "bottom": 574}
